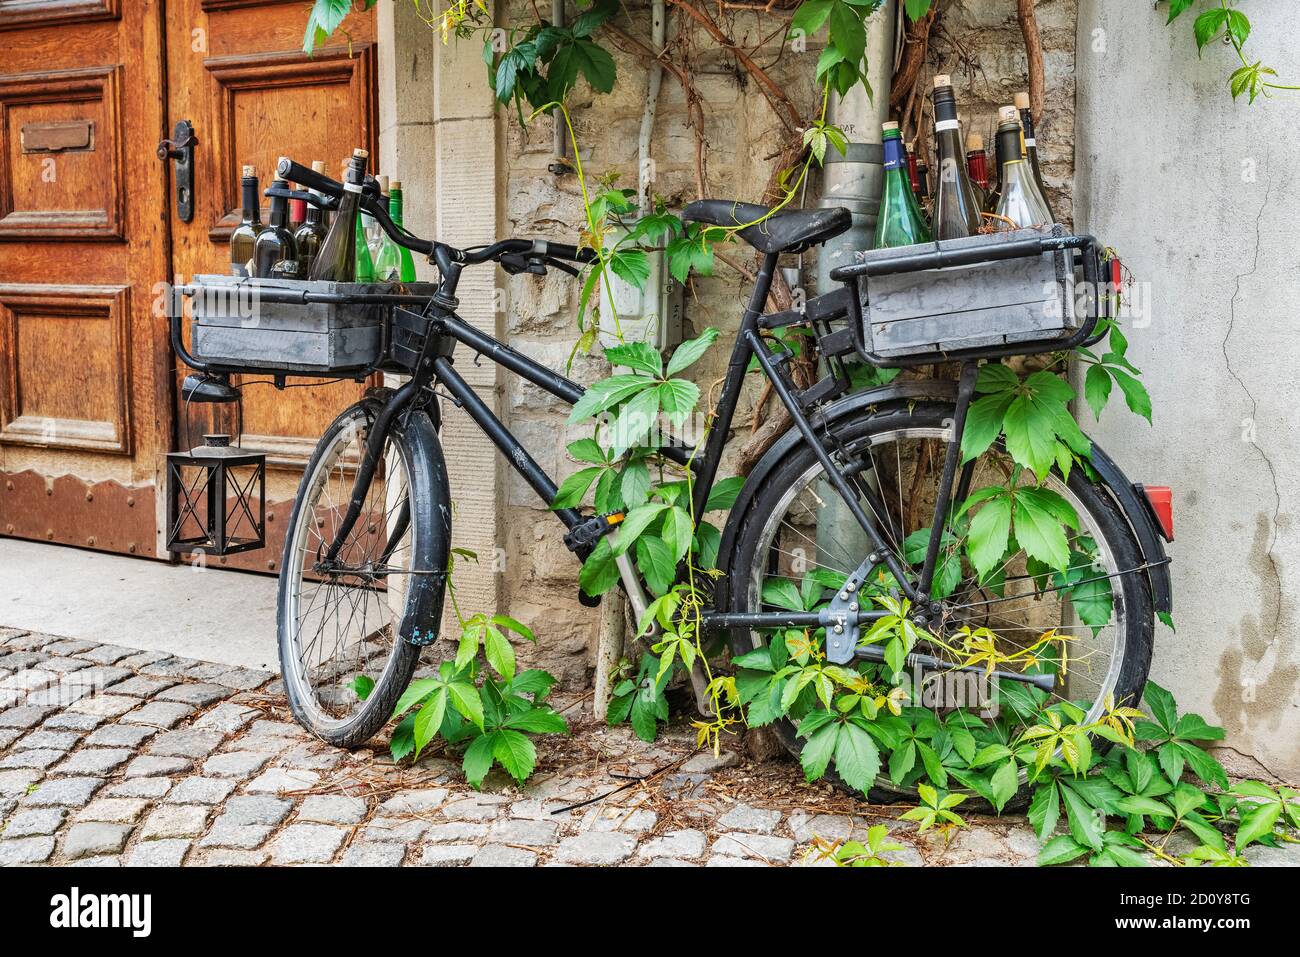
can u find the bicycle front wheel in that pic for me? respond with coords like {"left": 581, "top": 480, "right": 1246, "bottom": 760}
{"left": 727, "top": 401, "right": 1154, "bottom": 802}
{"left": 277, "top": 394, "right": 450, "bottom": 747}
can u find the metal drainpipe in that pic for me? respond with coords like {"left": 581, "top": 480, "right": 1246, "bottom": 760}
{"left": 638, "top": 0, "right": 666, "bottom": 216}
{"left": 552, "top": 0, "right": 568, "bottom": 166}
{"left": 814, "top": 0, "right": 897, "bottom": 569}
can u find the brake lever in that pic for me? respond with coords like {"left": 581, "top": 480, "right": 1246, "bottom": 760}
{"left": 500, "top": 252, "right": 550, "bottom": 276}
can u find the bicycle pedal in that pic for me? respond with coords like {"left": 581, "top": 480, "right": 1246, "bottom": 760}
{"left": 563, "top": 511, "right": 625, "bottom": 561}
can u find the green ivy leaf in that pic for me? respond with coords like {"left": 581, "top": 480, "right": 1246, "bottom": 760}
{"left": 413, "top": 687, "right": 448, "bottom": 758}
{"left": 833, "top": 721, "right": 881, "bottom": 794}
{"left": 604, "top": 340, "right": 661, "bottom": 376}
{"left": 551, "top": 466, "right": 604, "bottom": 509}
{"left": 665, "top": 327, "right": 720, "bottom": 376}
{"left": 800, "top": 721, "right": 840, "bottom": 782}
{"left": 658, "top": 379, "right": 700, "bottom": 428}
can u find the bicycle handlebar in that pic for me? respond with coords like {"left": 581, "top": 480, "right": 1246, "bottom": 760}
{"left": 274, "top": 156, "right": 596, "bottom": 274}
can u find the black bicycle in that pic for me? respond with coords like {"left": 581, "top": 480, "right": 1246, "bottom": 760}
{"left": 173, "top": 160, "right": 1173, "bottom": 798}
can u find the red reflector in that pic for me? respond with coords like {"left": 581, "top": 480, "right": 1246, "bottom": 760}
{"left": 1142, "top": 485, "right": 1174, "bottom": 542}
{"left": 1110, "top": 256, "right": 1123, "bottom": 290}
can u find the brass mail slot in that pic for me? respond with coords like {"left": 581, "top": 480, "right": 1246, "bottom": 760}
{"left": 21, "top": 119, "right": 95, "bottom": 154}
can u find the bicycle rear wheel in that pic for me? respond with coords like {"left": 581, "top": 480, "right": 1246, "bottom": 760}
{"left": 727, "top": 401, "right": 1154, "bottom": 802}
{"left": 277, "top": 394, "right": 450, "bottom": 746}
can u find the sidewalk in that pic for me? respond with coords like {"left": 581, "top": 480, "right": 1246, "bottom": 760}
{"left": 0, "top": 626, "right": 1057, "bottom": 867}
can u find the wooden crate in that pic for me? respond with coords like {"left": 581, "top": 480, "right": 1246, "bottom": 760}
{"left": 190, "top": 276, "right": 425, "bottom": 374}
{"left": 857, "top": 224, "right": 1079, "bottom": 358}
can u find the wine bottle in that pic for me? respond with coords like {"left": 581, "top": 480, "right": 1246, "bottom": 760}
{"left": 993, "top": 106, "right": 1052, "bottom": 229}
{"left": 965, "top": 132, "right": 990, "bottom": 190}
{"left": 374, "top": 180, "right": 416, "bottom": 282}
{"left": 874, "top": 122, "right": 932, "bottom": 250}
{"left": 905, "top": 141, "right": 923, "bottom": 199}
{"left": 253, "top": 178, "right": 299, "bottom": 279}
{"left": 929, "top": 76, "right": 983, "bottom": 240}
{"left": 310, "top": 149, "right": 368, "bottom": 282}
{"left": 288, "top": 184, "right": 305, "bottom": 231}
{"left": 229, "top": 166, "right": 261, "bottom": 278}
{"left": 1015, "top": 91, "right": 1055, "bottom": 220}
{"left": 367, "top": 175, "right": 389, "bottom": 263}
{"left": 293, "top": 160, "right": 328, "bottom": 277}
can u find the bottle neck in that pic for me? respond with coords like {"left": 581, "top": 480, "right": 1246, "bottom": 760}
{"left": 882, "top": 136, "right": 906, "bottom": 172}
{"left": 241, "top": 179, "right": 260, "bottom": 222}
{"left": 388, "top": 189, "right": 403, "bottom": 227}
{"left": 996, "top": 127, "right": 1023, "bottom": 172}
{"left": 305, "top": 197, "right": 322, "bottom": 225}
{"left": 269, "top": 196, "right": 288, "bottom": 228}
{"left": 1019, "top": 107, "right": 1037, "bottom": 146}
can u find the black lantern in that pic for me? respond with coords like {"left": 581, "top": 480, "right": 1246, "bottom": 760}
{"left": 166, "top": 434, "right": 266, "bottom": 555}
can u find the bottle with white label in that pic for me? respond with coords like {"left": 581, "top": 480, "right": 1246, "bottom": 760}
{"left": 930, "top": 75, "right": 983, "bottom": 240}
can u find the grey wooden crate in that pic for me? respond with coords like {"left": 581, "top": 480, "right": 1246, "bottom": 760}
{"left": 857, "top": 224, "right": 1078, "bottom": 358}
{"left": 189, "top": 275, "right": 432, "bottom": 374}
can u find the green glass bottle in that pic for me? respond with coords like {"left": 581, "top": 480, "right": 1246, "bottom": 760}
{"left": 374, "top": 181, "right": 416, "bottom": 282}
{"left": 874, "top": 122, "right": 932, "bottom": 249}
{"left": 354, "top": 209, "right": 375, "bottom": 283}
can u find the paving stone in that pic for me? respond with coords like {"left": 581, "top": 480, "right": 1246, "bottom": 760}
{"left": 0, "top": 728, "right": 21, "bottom": 749}
{"left": 245, "top": 768, "right": 319, "bottom": 794}
{"left": 2, "top": 807, "right": 66, "bottom": 837}
{"left": 74, "top": 798, "right": 151, "bottom": 824}
{"left": 0, "top": 706, "right": 52, "bottom": 729}
{"left": 0, "top": 768, "right": 43, "bottom": 797}
{"left": 555, "top": 831, "right": 638, "bottom": 865}
{"left": 508, "top": 798, "right": 573, "bottom": 820}
{"left": 0, "top": 653, "right": 50, "bottom": 672}
{"left": 123, "top": 755, "right": 193, "bottom": 778}
{"left": 942, "top": 826, "right": 1009, "bottom": 864}
{"left": 637, "top": 829, "right": 707, "bottom": 860}
{"left": 68, "top": 854, "right": 124, "bottom": 867}
{"left": 423, "top": 821, "right": 489, "bottom": 842}
{"left": 419, "top": 843, "right": 476, "bottom": 865}
{"left": 43, "top": 640, "right": 98, "bottom": 657}
{"left": 121, "top": 701, "right": 195, "bottom": 728}
{"left": 269, "top": 824, "right": 347, "bottom": 864}
{"left": 202, "top": 751, "right": 271, "bottom": 778}
{"left": 26, "top": 683, "right": 96, "bottom": 707}
{"left": 718, "top": 803, "right": 782, "bottom": 834}
{"left": 181, "top": 663, "right": 234, "bottom": 682}
{"left": 78, "top": 644, "right": 137, "bottom": 666}
{"left": 210, "top": 668, "right": 273, "bottom": 691}
{"left": 53, "top": 748, "right": 133, "bottom": 776}
{"left": 1244, "top": 842, "right": 1300, "bottom": 867}
{"left": 140, "top": 657, "right": 202, "bottom": 678}
{"left": 680, "top": 751, "right": 741, "bottom": 773}
{"left": 0, "top": 689, "right": 21, "bottom": 710}
{"left": 296, "top": 795, "right": 367, "bottom": 824}
{"left": 84, "top": 723, "right": 157, "bottom": 748}
{"left": 360, "top": 819, "right": 428, "bottom": 843}
{"left": 166, "top": 777, "right": 237, "bottom": 806}
{"left": 62, "top": 822, "right": 132, "bottom": 859}
{"left": 14, "top": 729, "right": 81, "bottom": 751}
{"left": 642, "top": 857, "right": 700, "bottom": 867}
{"left": 33, "top": 657, "right": 91, "bottom": 676}
{"left": 277, "top": 744, "right": 345, "bottom": 772}
{"left": 342, "top": 842, "right": 407, "bottom": 867}
{"left": 147, "top": 729, "right": 227, "bottom": 759}
{"left": 156, "top": 683, "right": 230, "bottom": 707}
{"left": 587, "top": 807, "right": 657, "bottom": 833}
{"left": 199, "top": 848, "right": 269, "bottom": 866}
{"left": 378, "top": 788, "right": 448, "bottom": 814}
{"left": 42, "top": 711, "right": 104, "bottom": 731}
{"left": 70, "top": 695, "right": 141, "bottom": 719}
{"left": 23, "top": 776, "right": 102, "bottom": 806}
{"left": 221, "top": 795, "right": 293, "bottom": 827}
{"left": 705, "top": 854, "right": 767, "bottom": 867}
{"left": 248, "top": 719, "right": 307, "bottom": 739}
{"left": 192, "top": 703, "right": 259, "bottom": 734}
{"left": 198, "top": 823, "right": 273, "bottom": 850}
{"left": 441, "top": 795, "right": 507, "bottom": 821}
{"left": 1004, "top": 826, "right": 1042, "bottom": 859}
{"left": 787, "top": 811, "right": 853, "bottom": 843}
{"left": 470, "top": 844, "right": 537, "bottom": 867}
{"left": 111, "top": 676, "right": 179, "bottom": 698}
{"left": 488, "top": 818, "right": 558, "bottom": 845}
{"left": 226, "top": 734, "right": 295, "bottom": 755}
{"left": 0, "top": 836, "right": 55, "bottom": 864}
{"left": 71, "top": 666, "right": 133, "bottom": 690}
{"left": 709, "top": 833, "right": 795, "bottom": 862}
{"left": 115, "top": 651, "right": 168, "bottom": 670}
{"left": 127, "top": 839, "right": 192, "bottom": 867}
{"left": 1, "top": 749, "right": 63, "bottom": 770}
{"left": 139, "top": 804, "right": 211, "bottom": 840}
{"left": 105, "top": 777, "right": 172, "bottom": 799}
{"left": 0, "top": 669, "right": 58, "bottom": 692}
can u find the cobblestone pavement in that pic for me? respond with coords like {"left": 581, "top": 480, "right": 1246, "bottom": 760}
{"left": 2, "top": 627, "right": 1297, "bottom": 868}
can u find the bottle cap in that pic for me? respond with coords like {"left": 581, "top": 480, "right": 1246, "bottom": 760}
{"left": 378, "top": 174, "right": 390, "bottom": 194}
{"left": 1014, "top": 91, "right": 1031, "bottom": 111}
{"left": 966, "top": 132, "right": 984, "bottom": 151}
{"left": 999, "top": 105, "right": 1021, "bottom": 125}
{"left": 905, "top": 141, "right": 916, "bottom": 153}
{"left": 933, "top": 74, "right": 952, "bottom": 89}
{"left": 241, "top": 165, "right": 255, "bottom": 178}
{"left": 352, "top": 148, "right": 370, "bottom": 159}
{"left": 390, "top": 180, "right": 402, "bottom": 190}
{"left": 310, "top": 160, "right": 326, "bottom": 174}
{"left": 882, "top": 121, "right": 900, "bottom": 132}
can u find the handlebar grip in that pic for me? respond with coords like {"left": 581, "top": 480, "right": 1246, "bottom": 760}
{"left": 542, "top": 241, "right": 597, "bottom": 264}
{"left": 276, "top": 156, "right": 342, "bottom": 197}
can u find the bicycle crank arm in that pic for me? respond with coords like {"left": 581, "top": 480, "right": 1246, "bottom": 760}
{"left": 853, "top": 644, "right": 1057, "bottom": 694}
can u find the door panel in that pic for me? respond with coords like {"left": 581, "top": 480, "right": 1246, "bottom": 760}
{"left": 166, "top": 0, "right": 377, "bottom": 572}
{"left": 0, "top": 1, "right": 170, "bottom": 557}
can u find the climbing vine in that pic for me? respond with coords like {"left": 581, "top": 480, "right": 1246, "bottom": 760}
{"left": 1164, "top": 0, "right": 1300, "bottom": 103}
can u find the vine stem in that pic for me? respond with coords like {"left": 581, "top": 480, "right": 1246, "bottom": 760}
{"left": 1216, "top": 0, "right": 1300, "bottom": 94}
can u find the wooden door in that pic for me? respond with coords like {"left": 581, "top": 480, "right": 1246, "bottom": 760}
{"left": 0, "top": 0, "right": 172, "bottom": 557}
{"left": 165, "top": 0, "right": 378, "bottom": 574}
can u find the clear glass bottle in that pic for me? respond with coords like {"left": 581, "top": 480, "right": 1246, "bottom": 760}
{"left": 1015, "top": 91, "right": 1056, "bottom": 221}
{"left": 374, "top": 180, "right": 416, "bottom": 282}
{"left": 993, "top": 106, "right": 1052, "bottom": 229}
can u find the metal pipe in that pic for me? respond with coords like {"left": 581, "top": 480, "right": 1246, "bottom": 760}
{"left": 638, "top": 0, "right": 666, "bottom": 216}
{"left": 552, "top": 0, "right": 568, "bottom": 164}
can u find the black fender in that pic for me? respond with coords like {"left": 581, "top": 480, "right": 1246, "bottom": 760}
{"left": 713, "top": 379, "right": 1173, "bottom": 618}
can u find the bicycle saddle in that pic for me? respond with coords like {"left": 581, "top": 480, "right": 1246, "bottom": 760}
{"left": 683, "top": 200, "right": 851, "bottom": 255}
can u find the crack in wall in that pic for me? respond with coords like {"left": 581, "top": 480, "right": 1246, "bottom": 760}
{"left": 1221, "top": 150, "right": 1285, "bottom": 649}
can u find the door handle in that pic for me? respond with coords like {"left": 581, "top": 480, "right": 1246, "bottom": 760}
{"left": 157, "top": 120, "right": 197, "bottom": 223}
